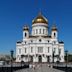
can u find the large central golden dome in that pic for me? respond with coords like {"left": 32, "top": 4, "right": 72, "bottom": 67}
{"left": 32, "top": 12, "right": 48, "bottom": 24}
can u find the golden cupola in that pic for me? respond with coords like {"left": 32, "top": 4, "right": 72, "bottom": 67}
{"left": 23, "top": 25, "right": 29, "bottom": 31}
{"left": 51, "top": 24, "right": 57, "bottom": 31}
{"left": 32, "top": 12, "right": 48, "bottom": 24}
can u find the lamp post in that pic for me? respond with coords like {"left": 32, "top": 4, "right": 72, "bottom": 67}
{"left": 65, "top": 50, "right": 68, "bottom": 72}
{"left": 10, "top": 50, "right": 14, "bottom": 72}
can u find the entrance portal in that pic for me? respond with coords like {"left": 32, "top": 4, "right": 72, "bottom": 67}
{"left": 38, "top": 55, "right": 42, "bottom": 62}
{"left": 30, "top": 56, "right": 33, "bottom": 62}
{"left": 47, "top": 56, "right": 50, "bottom": 62}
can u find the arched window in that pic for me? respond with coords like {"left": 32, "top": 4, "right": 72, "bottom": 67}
{"left": 48, "top": 47, "right": 49, "bottom": 53}
{"left": 25, "top": 32, "right": 27, "bottom": 37}
{"left": 54, "top": 48, "right": 56, "bottom": 53}
{"left": 19, "top": 49, "right": 21, "bottom": 54}
{"left": 39, "top": 39, "right": 41, "bottom": 42}
{"left": 31, "top": 47, "right": 33, "bottom": 53}
{"left": 54, "top": 33, "right": 56, "bottom": 37}
{"left": 36, "top": 29, "right": 38, "bottom": 34}
{"left": 25, "top": 41, "right": 26, "bottom": 44}
{"left": 31, "top": 40, "right": 32, "bottom": 42}
{"left": 39, "top": 29, "right": 41, "bottom": 34}
{"left": 48, "top": 40, "right": 49, "bottom": 43}
{"left": 25, "top": 48, "right": 26, "bottom": 53}
{"left": 43, "top": 29, "right": 44, "bottom": 34}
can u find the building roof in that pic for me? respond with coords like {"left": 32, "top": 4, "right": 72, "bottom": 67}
{"left": 59, "top": 41, "right": 64, "bottom": 44}
{"left": 42, "top": 36, "right": 51, "bottom": 38}
{"left": 17, "top": 40, "right": 22, "bottom": 43}
{"left": 32, "top": 12, "right": 48, "bottom": 24}
{"left": 29, "top": 35, "right": 39, "bottom": 38}
{"left": 29, "top": 35, "right": 51, "bottom": 38}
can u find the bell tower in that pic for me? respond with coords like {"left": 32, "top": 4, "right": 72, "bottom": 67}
{"left": 23, "top": 25, "right": 29, "bottom": 40}
{"left": 51, "top": 24, "right": 58, "bottom": 39}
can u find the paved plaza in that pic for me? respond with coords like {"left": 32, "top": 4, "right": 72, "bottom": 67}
{"left": 14, "top": 64, "right": 65, "bottom": 72}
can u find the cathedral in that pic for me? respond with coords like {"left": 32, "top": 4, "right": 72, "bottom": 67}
{"left": 16, "top": 12, "right": 64, "bottom": 63}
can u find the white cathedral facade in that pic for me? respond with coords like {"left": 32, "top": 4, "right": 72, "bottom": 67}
{"left": 16, "top": 12, "right": 64, "bottom": 63}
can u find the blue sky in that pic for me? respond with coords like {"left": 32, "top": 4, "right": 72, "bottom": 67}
{"left": 0, "top": 0, "right": 72, "bottom": 54}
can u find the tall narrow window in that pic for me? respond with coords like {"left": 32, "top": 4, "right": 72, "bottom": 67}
{"left": 31, "top": 47, "right": 33, "bottom": 53}
{"left": 25, "top": 48, "right": 26, "bottom": 53}
{"left": 48, "top": 40, "right": 49, "bottom": 43}
{"left": 25, "top": 32, "right": 27, "bottom": 37}
{"left": 25, "top": 41, "right": 26, "bottom": 44}
{"left": 48, "top": 47, "right": 49, "bottom": 53}
{"left": 39, "top": 39, "right": 41, "bottom": 42}
{"left": 54, "top": 48, "right": 56, "bottom": 53}
{"left": 54, "top": 33, "right": 56, "bottom": 37}
{"left": 19, "top": 49, "right": 21, "bottom": 54}
{"left": 39, "top": 29, "right": 41, "bottom": 34}
{"left": 33, "top": 30, "right": 35, "bottom": 34}
{"left": 54, "top": 41, "right": 56, "bottom": 44}
{"left": 36, "top": 29, "right": 37, "bottom": 34}
{"left": 31, "top": 40, "right": 33, "bottom": 43}
{"left": 43, "top": 29, "right": 44, "bottom": 34}
{"left": 38, "top": 47, "right": 43, "bottom": 53}
{"left": 59, "top": 49, "right": 61, "bottom": 54}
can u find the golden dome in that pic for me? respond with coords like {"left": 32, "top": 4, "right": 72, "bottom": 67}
{"left": 23, "top": 25, "right": 29, "bottom": 31}
{"left": 32, "top": 12, "right": 48, "bottom": 24}
{"left": 51, "top": 24, "right": 57, "bottom": 31}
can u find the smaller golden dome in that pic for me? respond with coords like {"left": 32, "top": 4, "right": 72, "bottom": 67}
{"left": 23, "top": 25, "right": 29, "bottom": 31}
{"left": 52, "top": 24, "right": 57, "bottom": 31}
{"left": 32, "top": 12, "right": 48, "bottom": 24}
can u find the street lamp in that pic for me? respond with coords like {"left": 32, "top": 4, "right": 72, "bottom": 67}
{"left": 10, "top": 50, "right": 14, "bottom": 72}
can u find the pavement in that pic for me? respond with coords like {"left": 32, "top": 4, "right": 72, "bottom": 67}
{"left": 14, "top": 64, "right": 65, "bottom": 72}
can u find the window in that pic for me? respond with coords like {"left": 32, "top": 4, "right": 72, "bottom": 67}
{"left": 48, "top": 40, "right": 49, "bottom": 43}
{"left": 25, "top": 41, "right": 26, "bottom": 44}
{"left": 43, "top": 29, "right": 44, "bottom": 34}
{"left": 48, "top": 47, "right": 49, "bottom": 53}
{"left": 19, "top": 49, "right": 21, "bottom": 54}
{"left": 33, "top": 30, "right": 35, "bottom": 34}
{"left": 39, "top": 39, "right": 41, "bottom": 42}
{"left": 31, "top": 47, "right": 33, "bottom": 53}
{"left": 39, "top": 29, "right": 41, "bottom": 34}
{"left": 19, "top": 57, "right": 21, "bottom": 60}
{"left": 31, "top": 40, "right": 33, "bottom": 43}
{"left": 25, "top": 48, "right": 26, "bottom": 53}
{"left": 54, "top": 33, "right": 56, "bottom": 37}
{"left": 38, "top": 47, "right": 43, "bottom": 53}
{"left": 25, "top": 32, "right": 27, "bottom": 37}
{"left": 36, "top": 29, "right": 37, "bottom": 34}
{"left": 54, "top": 48, "right": 56, "bottom": 53}
{"left": 54, "top": 41, "right": 56, "bottom": 44}
{"left": 59, "top": 49, "right": 61, "bottom": 54}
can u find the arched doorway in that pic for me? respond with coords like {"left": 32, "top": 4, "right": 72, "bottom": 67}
{"left": 38, "top": 55, "right": 42, "bottom": 62}
{"left": 47, "top": 56, "right": 50, "bottom": 62}
{"left": 30, "top": 56, "right": 33, "bottom": 62}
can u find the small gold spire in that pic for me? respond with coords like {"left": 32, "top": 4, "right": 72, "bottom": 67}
{"left": 38, "top": 9, "right": 42, "bottom": 16}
